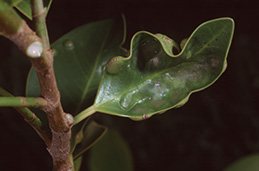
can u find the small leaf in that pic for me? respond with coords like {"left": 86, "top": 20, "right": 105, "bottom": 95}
{"left": 71, "top": 120, "right": 107, "bottom": 159}
{"left": 26, "top": 15, "right": 126, "bottom": 115}
{"left": 74, "top": 156, "right": 83, "bottom": 171}
{"left": 224, "top": 153, "right": 259, "bottom": 171}
{"left": 94, "top": 18, "right": 234, "bottom": 120}
{"left": 15, "top": 0, "right": 53, "bottom": 20}
{"left": 70, "top": 119, "right": 89, "bottom": 157}
{"left": 88, "top": 129, "right": 134, "bottom": 171}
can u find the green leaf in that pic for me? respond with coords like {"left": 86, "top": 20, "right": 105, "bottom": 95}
{"left": 15, "top": 0, "right": 53, "bottom": 20}
{"left": 26, "top": 15, "right": 126, "bottom": 115}
{"left": 88, "top": 129, "right": 134, "bottom": 171}
{"left": 1, "top": 0, "right": 22, "bottom": 6}
{"left": 224, "top": 153, "right": 259, "bottom": 171}
{"left": 70, "top": 119, "right": 107, "bottom": 159}
{"left": 74, "top": 156, "right": 83, "bottom": 171}
{"left": 94, "top": 18, "right": 234, "bottom": 120}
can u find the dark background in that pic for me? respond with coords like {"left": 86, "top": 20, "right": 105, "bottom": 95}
{"left": 1, "top": 0, "right": 259, "bottom": 170}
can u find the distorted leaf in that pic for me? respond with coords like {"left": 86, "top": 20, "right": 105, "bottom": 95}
{"left": 94, "top": 18, "right": 234, "bottom": 120}
{"left": 88, "top": 129, "right": 134, "bottom": 171}
{"left": 26, "top": 16, "right": 126, "bottom": 115}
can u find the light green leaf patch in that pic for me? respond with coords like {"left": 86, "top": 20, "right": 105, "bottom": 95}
{"left": 94, "top": 18, "right": 234, "bottom": 120}
{"left": 224, "top": 153, "right": 259, "bottom": 171}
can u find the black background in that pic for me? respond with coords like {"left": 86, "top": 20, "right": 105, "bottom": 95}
{"left": 1, "top": 0, "right": 259, "bottom": 170}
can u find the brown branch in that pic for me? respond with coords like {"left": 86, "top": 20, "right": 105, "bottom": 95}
{"left": 30, "top": 0, "right": 74, "bottom": 170}
{"left": 1, "top": 1, "right": 74, "bottom": 170}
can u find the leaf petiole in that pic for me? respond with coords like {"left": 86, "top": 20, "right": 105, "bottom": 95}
{"left": 73, "top": 105, "right": 96, "bottom": 125}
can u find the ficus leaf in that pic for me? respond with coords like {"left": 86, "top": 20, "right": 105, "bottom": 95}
{"left": 74, "top": 156, "right": 83, "bottom": 171}
{"left": 1, "top": 0, "right": 22, "bottom": 6}
{"left": 71, "top": 119, "right": 107, "bottom": 160}
{"left": 26, "top": 15, "right": 126, "bottom": 115}
{"left": 70, "top": 120, "right": 107, "bottom": 171}
{"left": 94, "top": 18, "right": 234, "bottom": 120}
{"left": 14, "top": 0, "right": 53, "bottom": 20}
{"left": 224, "top": 153, "right": 259, "bottom": 171}
{"left": 88, "top": 129, "right": 134, "bottom": 171}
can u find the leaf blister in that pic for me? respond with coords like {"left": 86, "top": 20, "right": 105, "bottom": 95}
{"left": 94, "top": 18, "right": 234, "bottom": 120}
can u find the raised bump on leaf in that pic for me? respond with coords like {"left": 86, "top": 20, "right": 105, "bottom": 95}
{"left": 106, "top": 56, "right": 127, "bottom": 74}
{"left": 94, "top": 18, "right": 234, "bottom": 120}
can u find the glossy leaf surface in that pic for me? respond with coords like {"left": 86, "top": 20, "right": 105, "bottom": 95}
{"left": 15, "top": 0, "right": 52, "bottom": 20}
{"left": 26, "top": 16, "right": 126, "bottom": 115}
{"left": 94, "top": 18, "right": 234, "bottom": 120}
{"left": 88, "top": 129, "right": 134, "bottom": 171}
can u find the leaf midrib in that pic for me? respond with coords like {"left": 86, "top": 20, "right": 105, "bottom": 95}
{"left": 194, "top": 24, "right": 228, "bottom": 56}
{"left": 75, "top": 23, "right": 113, "bottom": 114}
